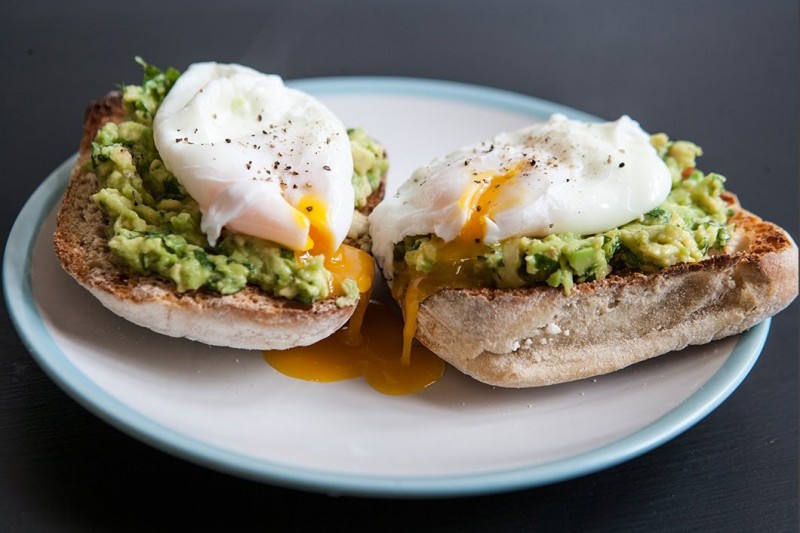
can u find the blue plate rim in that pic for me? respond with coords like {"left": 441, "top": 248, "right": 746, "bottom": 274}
{"left": 2, "top": 76, "right": 769, "bottom": 498}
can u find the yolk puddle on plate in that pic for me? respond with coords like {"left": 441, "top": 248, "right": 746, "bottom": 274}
{"left": 264, "top": 300, "right": 444, "bottom": 395}
{"left": 264, "top": 244, "right": 445, "bottom": 395}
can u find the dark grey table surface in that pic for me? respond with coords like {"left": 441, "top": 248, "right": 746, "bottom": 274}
{"left": 1, "top": 1, "right": 797, "bottom": 531}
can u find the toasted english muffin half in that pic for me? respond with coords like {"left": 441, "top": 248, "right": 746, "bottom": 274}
{"left": 53, "top": 92, "right": 387, "bottom": 350}
{"left": 408, "top": 196, "right": 797, "bottom": 387}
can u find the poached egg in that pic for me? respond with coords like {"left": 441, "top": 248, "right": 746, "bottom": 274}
{"left": 369, "top": 114, "right": 672, "bottom": 281}
{"left": 153, "top": 62, "right": 354, "bottom": 256}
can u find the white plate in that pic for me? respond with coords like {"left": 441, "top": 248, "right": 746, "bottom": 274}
{"left": 3, "top": 77, "right": 768, "bottom": 498}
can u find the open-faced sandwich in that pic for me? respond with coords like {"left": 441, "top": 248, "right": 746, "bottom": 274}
{"left": 369, "top": 113, "right": 798, "bottom": 387}
{"left": 53, "top": 58, "right": 387, "bottom": 350}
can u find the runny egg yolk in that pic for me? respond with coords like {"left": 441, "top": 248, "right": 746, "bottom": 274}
{"left": 296, "top": 195, "right": 337, "bottom": 257}
{"left": 264, "top": 243, "right": 445, "bottom": 395}
{"left": 395, "top": 164, "right": 524, "bottom": 364}
{"left": 459, "top": 163, "right": 523, "bottom": 245}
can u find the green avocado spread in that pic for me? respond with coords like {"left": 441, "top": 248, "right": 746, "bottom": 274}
{"left": 394, "top": 132, "right": 733, "bottom": 294}
{"left": 90, "top": 58, "right": 387, "bottom": 304}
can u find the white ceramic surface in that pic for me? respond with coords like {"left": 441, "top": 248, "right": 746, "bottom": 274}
{"left": 5, "top": 78, "right": 768, "bottom": 497}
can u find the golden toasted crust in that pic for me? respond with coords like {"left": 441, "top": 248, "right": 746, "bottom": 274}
{"left": 362, "top": 169, "right": 387, "bottom": 215}
{"left": 53, "top": 93, "right": 386, "bottom": 350}
{"left": 406, "top": 194, "right": 799, "bottom": 387}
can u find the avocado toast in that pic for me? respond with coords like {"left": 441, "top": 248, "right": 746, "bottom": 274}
{"left": 54, "top": 60, "right": 388, "bottom": 350}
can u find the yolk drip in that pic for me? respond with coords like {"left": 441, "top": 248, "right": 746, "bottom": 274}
{"left": 395, "top": 164, "right": 524, "bottom": 364}
{"left": 393, "top": 243, "right": 486, "bottom": 365}
{"left": 323, "top": 243, "right": 374, "bottom": 344}
{"left": 264, "top": 243, "right": 445, "bottom": 395}
{"left": 297, "top": 195, "right": 336, "bottom": 256}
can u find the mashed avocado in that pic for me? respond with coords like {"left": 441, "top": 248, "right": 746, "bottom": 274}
{"left": 90, "top": 58, "right": 387, "bottom": 304}
{"left": 349, "top": 127, "right": 388, "bottom": 208}
{"left": 395, "top": 134, "right": 733, "bottom": 294}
